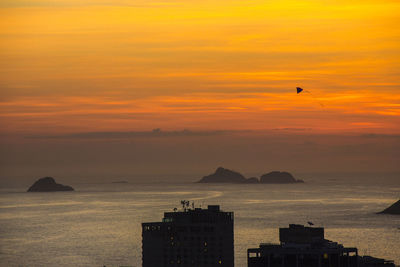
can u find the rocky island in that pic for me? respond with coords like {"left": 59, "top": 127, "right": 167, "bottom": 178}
{"left": 27, "top": 177, "right": 74, "bottom": 192}
{"left": 378, "top": 200, "right": 400, "bottom": 215}
{"left": 197, "top": 167, "right": 304, "bottom": 184}
{"left": 260, "top": 171, "right": 304, "bottom": 183}
{"left": 198, "top": 167, "right": 248, "bottom": 183}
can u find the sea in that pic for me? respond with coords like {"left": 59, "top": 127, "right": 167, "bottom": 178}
{"left": 0, "top": 173, "right": 399, "bottom": 267}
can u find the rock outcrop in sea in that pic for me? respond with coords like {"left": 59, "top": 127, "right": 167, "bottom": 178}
{"left": 378, "top": 200, "right": 400, "bottom": 215}
{"left": 198, "top": 167, "right": 247, "bottom": 183}
{"left": 260, "top": 171, "right": 304, "bottom": 184}
{"left": 197, "top": 167, "right": 304, "bottom": 184}
{"left": 27, "top": 177, "right": 74, "bottom": 192}
{"left": 244, "top": 177, "right": 259, "bottom": 184}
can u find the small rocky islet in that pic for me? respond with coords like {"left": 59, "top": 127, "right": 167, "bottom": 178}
{"left": 27, "top": 177, "right": 74, "bottom": 192}
{"left": 197, "top": 167, "right": 304, "bottom": 184}
{"left": 378, "top": 199, "right": 400, "bottom": 215}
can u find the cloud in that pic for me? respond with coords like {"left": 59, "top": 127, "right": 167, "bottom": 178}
{"left": 26, "top": 129, "right": 239, "bottom": 139}
{"left": 359, "top": 133, "right": 400, "bottom": 139}
{"left": 0, "top": 0, "right": 179, "bottom": 8}
{"left": 272, "top": 127, "right": 313, "bottom": 131}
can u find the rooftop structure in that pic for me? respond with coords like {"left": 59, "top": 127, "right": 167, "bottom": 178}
{"left": 142, "top": 203, "right": 234, "bottom": 267}
{"left": 248, "top": 224, "right": 396, "bottom": 267}
{"left": 248, "top": 224, "right": 358, "bottom": 267}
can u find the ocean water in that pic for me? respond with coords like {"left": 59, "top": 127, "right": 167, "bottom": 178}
{"left": 0, "top": 177, "right": 399, "bottom": 267}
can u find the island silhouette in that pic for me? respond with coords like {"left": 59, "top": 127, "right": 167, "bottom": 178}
{"left": 27, "top": 177, "right": 74, "bottom": 192}
{"left": 197, "top": 167, "right": 304, "bottom": 184}
{"left": 378, "top": 199, "right": 400, "bottom": 215}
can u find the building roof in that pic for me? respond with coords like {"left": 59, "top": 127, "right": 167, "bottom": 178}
{"left": 143, "top": 205, "right": 233, "bottom": 225}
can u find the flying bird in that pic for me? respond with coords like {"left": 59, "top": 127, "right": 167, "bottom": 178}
{"left": 307, "top": 221, "right": 314, "bottom": 226}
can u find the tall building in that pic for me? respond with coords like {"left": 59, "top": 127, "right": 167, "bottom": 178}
{"left": 142, "top": 203, "right": 234, "bottom": 267}
{"left": 248, "top": 224, "right": 359, "bottom": 267}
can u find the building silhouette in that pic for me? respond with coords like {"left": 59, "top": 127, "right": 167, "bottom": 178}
{"left": 248, "top": 224, "right": 358, "bottom": 267}
{"left": 142, "top": 203, "right": 234, "bottom": 267}
{"left": 247, "top": 224, "right": 395, "bottom": 267}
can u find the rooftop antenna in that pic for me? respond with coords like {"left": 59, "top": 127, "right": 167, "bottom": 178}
{"left": 180, "top": 200, "right": 190, "bottom": 211}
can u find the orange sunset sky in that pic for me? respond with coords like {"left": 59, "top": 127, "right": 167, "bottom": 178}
{"left": 0, "top": 0, "right": 399, "bottom": 180}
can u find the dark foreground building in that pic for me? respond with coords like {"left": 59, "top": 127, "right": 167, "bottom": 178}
{"left": 248, "top": 224, "right": 358, "bottom": 267}
{"left": 248, "top": 224, "right": 395, "bottom": 267}
{"left": 142, "top": 204, "right": 234, "bottom": 267}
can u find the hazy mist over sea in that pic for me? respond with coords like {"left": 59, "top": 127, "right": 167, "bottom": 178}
{"left": 1, "top": 130, "right": 399, "bottom": 186}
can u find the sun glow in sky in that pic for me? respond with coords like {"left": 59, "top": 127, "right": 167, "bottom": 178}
{"left": 1, "top": 0, "right": 400, "bottom": 135}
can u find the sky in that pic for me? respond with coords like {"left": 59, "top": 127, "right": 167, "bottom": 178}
{"left": 0, "top": 0, "right": 399, "bottom": 182}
